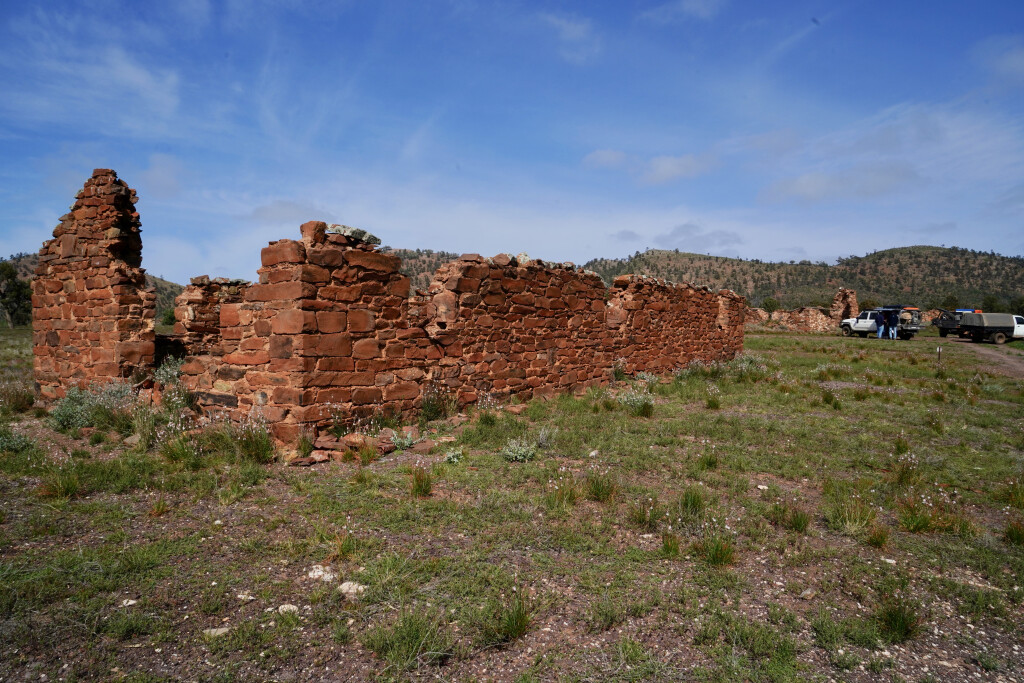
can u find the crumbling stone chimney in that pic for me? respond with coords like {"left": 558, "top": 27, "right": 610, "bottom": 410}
{"left": 32, "top": 169, "right": 156, "bottom": 399}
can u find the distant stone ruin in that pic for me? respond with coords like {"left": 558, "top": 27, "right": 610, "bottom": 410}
{"left": 746, "top": 288, "right": 858, "bottom": 333}
{"left": 33, "top": 170, "right": 746, "bottom": 443}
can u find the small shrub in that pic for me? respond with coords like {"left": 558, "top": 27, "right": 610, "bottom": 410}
{"left": 362, "top": 609, "right": 454, "bottom": 670}
{"left": 392, "top": 430, "right": 417, "bottom": 451}
{"left": 589, "top": 594, "right": 624, "bottom": 632}
{"left": 420, "top": 382, "right": 457, "bottom": 424}
{"left": 38, "top": 469, "right": 81, "bottom": 499}
{"left": 501, "top": 438, "right": 537, "bottom": 463}
{"left": 153, "top": 356, "right": 185, "bottom": 386}
{"left": 705, "top": 384, "right": 721, "bottom": 410}
{"left": 612, "top": 359, "right": 627, "bottom": 382}
{"left": 584, "top": 469, "right": 617, "bottom": 502}
{"left": 0, "top": 380, "right": 34, "bottom": 413}
{"left": 543, "top": 475, "right": 577, "bottom": 512}
{"left": 476, "top": 589, "right": 534, "bottom": 646}
{"left": 104, "top": 611, "right": 155, "bottom": 641}
{"left": 678, "top": 487, "right": 706, "bottom": 519}
{"left": 0, "top": 426, "right": 35, "bottom": 454}
{"left": 410, "top": 465, "right": 432, "bottom": 497}
{"left": 616, "top": 388, "right": 654, "bottom": 417}
{"left": 130, "top": 406, "right": 157, "bottom": 451}
{"left": 357, "top": 445, "right": 378, "bottom": 466}
{"left": 235, "top": 410, "right": 276, "bottom": 464}
{"left": 628, "top": 495, "right": 662, "bottom": 532}
{"left": 88, "top": 431, "right": 106, "bottom": 446}
{"left": 477, "top": 411, "right": 498, "bottom": 427}
{"left": 785, "top": 507, "right": 811, "bottom": 534}
{"left": 1001, "top": 479, "right": 1024, "bottom": 508}
{"left": 443, "top": 448, "right": 463, "bottom": 464}
{"left": 875, "top": 597, "right": 921, "bottom": 644}
{"left": 296, "top": 431, "right": 315, "bottom": 459}
{"left": 810, "top": 609, "right": 842, "bottom": 650}
{"left": 534, "top": 426, "right": 558, "bottom": 450}
{"left": 161, "top": 433, "right": 203, "bottom": 467}
{"left": 824, "top": 496, "right": 876, "bottom": 536}
{"left": 696, "top": 534, "right": 735, "bottom": 566}
{"left": 634, "top": 371, "right": 659, "bottom": 390}
{"left": 897, "top": 499, "right": 932, "bottom": 533}
{"left": 148, "top": 497, "right": 171, "bottom": 517}
{"left": 661, "top": 531, "right": 680, "bottom": 557}
{"left": 865, "top": 524, "right": 890, "bottom": 548}
{"left": 1003, "top": 520, "right": 1024, "bottom": 546}
{"left": 890, "top": 453, "right": 920, "bottom": 488}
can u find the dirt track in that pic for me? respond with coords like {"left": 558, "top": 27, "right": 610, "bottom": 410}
{"left": 952, "top": 338, "right": 1024, "bottom": 379}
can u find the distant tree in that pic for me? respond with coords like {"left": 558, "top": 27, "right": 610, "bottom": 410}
{"left": 160, "top": 308, "right": 176, "bottom": 326}
{"left": 0, "top": 261, "right": 31, "bottom": 327}
{"left": 860, "top": 298, "right": 880, "bottom": 310}
{"left": 1010, "top": 296, "right": 1024, "bottom": 316}
{"left": 940, "top": 294, "right": 959, "bottom": 310}
{"left": 761, "top": 297, "right": 780, "bottom": 314}
{"left": 981, "top": 293, "right": 1002, "bottom": 312}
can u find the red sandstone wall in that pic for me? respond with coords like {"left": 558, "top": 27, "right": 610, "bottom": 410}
{"left": 180, "top": 222, "right": 746, "bottom": 441}
{"left": 32, "top": 169, "right": 155, "bottom": 399}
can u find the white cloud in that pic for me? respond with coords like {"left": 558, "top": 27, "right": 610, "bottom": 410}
{"left": 640, "top": 0, "right": 727, "bottom": 23}
{"left": 539, "top": 13, "right": 602, "bottom": 65}
{"left": 642, "top": 154, "right": 717, "bottom": 184}
{"left": 762, "top": 102, "right": 1024, "bottom": 204}
{"left": 653, "top": 222, "right": 742, "bottom": 251}
{"left": 767, "top": 161, "right": 921, "bottom": 202}
{"left": 975, "top": 35, "right": 1024, "bottom": 85}
{"left": 582, "top": 149, "right": 628, "bottom": 168}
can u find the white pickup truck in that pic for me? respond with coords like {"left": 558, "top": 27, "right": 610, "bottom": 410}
{"left": 840, "top": 306, "right": 923, "bottom": 340}
{"left": 841, "top": 310, "right": 883, "bottom": 338}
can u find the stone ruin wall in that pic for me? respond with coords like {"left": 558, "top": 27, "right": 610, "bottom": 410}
{"left": 745, "top": 288, "right": 858, "bottom": 333}
{"left": 174, "top": 221, "right": 745, "bottom": 442}
{"left": 32, "top": 169, "right": 156, "bottom": 400}
{"left": 33, "top": 172, "right": 746, "bottom": 443}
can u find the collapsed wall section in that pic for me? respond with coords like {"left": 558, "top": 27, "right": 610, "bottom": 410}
{"left": 32, "top": 169, "right": 155, "bottom": 399}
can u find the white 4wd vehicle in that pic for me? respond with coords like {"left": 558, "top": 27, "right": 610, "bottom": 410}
{"left": 841, "top": 310, "right": 882, "bottom": 338}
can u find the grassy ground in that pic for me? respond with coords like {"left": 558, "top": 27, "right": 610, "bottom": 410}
{"left": 1, "top": 327, "right": 1023, "bottom": 682}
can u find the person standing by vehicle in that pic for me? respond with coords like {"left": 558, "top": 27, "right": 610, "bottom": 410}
{"left": 877, "top": 311, "right": 886, "bottom": 339}
{"left": 888, "top": 310, "right": 899, "bottom": 340}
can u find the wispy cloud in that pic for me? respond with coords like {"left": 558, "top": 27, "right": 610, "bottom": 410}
{"left": 653, "top": 221, "right": 742, "bottom": 251}
{"left": 640, "top": 0, "right": 727, "bottom": 23}
{"left": 974, "top": 34, "right": 1024, "bottom": 86}
{"left": 766, "top": 161, "right": 921, "bottom": 202}
{"left": 582, "top": 149, "right": 716, "bottom": 184}
{"left": 582, "top": 149, "right": 628, "bottom": 168}
{"left": 539, "top": 13, "right": 602, "bottom": 64}
{"left": 642, "top": 154, "right": 717, "bottom": 184}
{"left": 762, "top": 102, "right": 1024, "bottom": 203}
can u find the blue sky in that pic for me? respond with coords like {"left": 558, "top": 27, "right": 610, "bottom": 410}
{"left": 1, "top": 1, "right": 1022, "bottom": 285}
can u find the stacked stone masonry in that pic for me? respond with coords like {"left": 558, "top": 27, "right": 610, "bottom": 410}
{"left": 33, "top": 173, "right": 746, "bottom": 443}
{"left": 746, "top": 288, "right": 859, "bottom": 333}
{"left": 32, "top": 169, "right": 156, "bottom": 400}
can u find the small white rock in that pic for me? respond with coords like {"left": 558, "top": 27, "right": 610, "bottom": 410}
{"left": 882, "top": 557, "right": 896, "bottom": 565}
{"left": 756, "top": 485, "right": 768, "bottom": 491}
{"left": 203, "top": 627, "right": 230, "bottom": 638}
{"left": 213, "top": 520, "right": 223, "bottom": 526}
{"left": 338, "top": 582, "right": 367, "bottom": 601}
{"left": 121, "top": 599, "right": 137, "bottom": 607}
{"left": 308, "top": 565, "right": 337, "bottom": 582}
{"left": 588, "top": 450, "right": 599, "bottom": 458}
{"left": 278, "top": 604, "right": 299, "bottom": 615}
{"left": 237, "top": 593, "right": 255, "bottom": 601}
